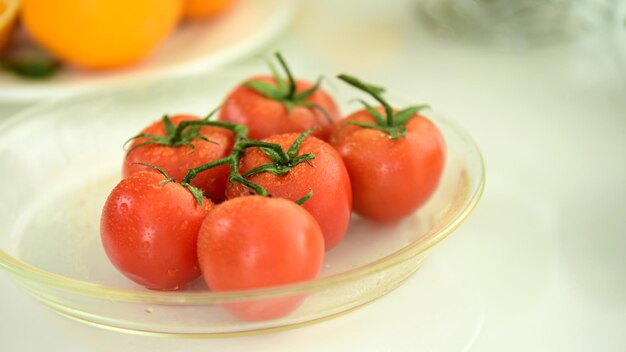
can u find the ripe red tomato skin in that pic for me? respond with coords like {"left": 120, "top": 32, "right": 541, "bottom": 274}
{"left": 226, "top": 133, "right": 352, "bottom": 251}
{"left": 100, "top": 171, "right": 213, "bottom": 290}
{"left": 197, "top": 196, "right": 324, "bottom": 321}
{"left": 218, "top": 75, "right": 341, "bottom": 141}
{"left": 123, "top": 114, "right": 234, "bottom": 201}
{"left": 330, "top": 108, "right": 445, "bottom": 222}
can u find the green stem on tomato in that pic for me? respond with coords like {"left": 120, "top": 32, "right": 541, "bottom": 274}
{"left": 181, "top": 157, "right": 233, "bottom": 185}
{"left": 238, "top": 140, "right": 290, "bottom": 164}
{"left": 129, "top": 107, "right": 317, "bottom": 205}
{"left": 180, "top": 126, "right": 316, "bottom": 203}
{"left": 337, "top": 74, "right": 431, "bottom": 140}
{"left": 125, "top": 114, "right": 239, "bottom": 154}
{"left": 132, "top": 161, "right": 208, "bottom": 205}
{"left": 337, "top": 74, "right": 395, "bottom": 126}
{"left": 275, "top": 52, "right": 297, "bottom": 100}
{"left": 169, "top": 107, "right": 223, "bottom": 144}
{"left": 243, "top": 52, "right": 331, "bottom": 119}
{"left": 132, "top": 162, "right": 174, "bottom": 183}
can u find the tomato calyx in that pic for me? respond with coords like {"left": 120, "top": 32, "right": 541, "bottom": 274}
{"left": 181, "top": 125, "right": 316, "bottom": 205}
{"left": 243, "top": 128, "right": 316, "bottom": 178}
{"left": 242, "top": 129, "right": 316, "bottom": 206}
{"left": 124, "top": 109, "right": 223, "bottom": 155}
{"left": 243, "top": 52, "right": 333, "bottom": 123}
{"left": 132, "top": 162, "right": 207, "bottom": 206}
{"left": 124, "top": 106, "right": 317, "bottom": 206}
{"left": 337, "top": 74, "right": 430, "bottom": 140}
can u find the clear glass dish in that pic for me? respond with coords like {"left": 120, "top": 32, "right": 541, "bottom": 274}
{"left": 0, "top": 70, "right": 485, "bottom": 337}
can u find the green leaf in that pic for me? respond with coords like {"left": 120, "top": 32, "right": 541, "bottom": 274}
{"left": 125, "top": 116, "right": 240, "bottom": 158}
{"left": 259, "top": 146, "right": 283, "bottom": 161}
{"left": 290, "top": 153, "right": 316, "bottom": 168}
{"left": 230, "top": 175, "right": 269, "bottom": 197}
{"left": 0, "top": 57, "right": 61, "bottom": 79}
{"left": 132, "top": 162, "right": 173, "bottom": 180}
{"left": 394, "top": 104, "right": 430, "bottom": 125}
{"left": 388, "top": 126, "right": 407, "bottom": 140}
{"left": 337, "top": 74, "right": 386, "bottom": 95}
{"left": 287, "top": 129, "right": 314, "bottom": 159}
{"left": 243, "top": 163, "right": 290, "bottom": 177}
{"left": 202, "top": 105, "right": 221, "bottom": 121}
{"left": 357, "top": 99, "right": 386, "bottom": 126}
{"left": 125, "top": 137, "right": 171, "bottom": 155}
{"left": 181, "top": 125, "right": 201, "bottom": 139}
{"left": 295, "top": 190, "right": 314, "bottom": 205}
{"left": 124, "top": 133, "right": 162, "bottom": 150}
{"left": 192, "top": 135, "right": 219, "bottom": 146}
{"left": 346, "top": 120, "right": 385, "bottom": 131}
{"left": 294, "top": 76, "right": 323, "bottom": 101}
{"left": 283, "top": 100, "right": 295, "bottom": 114}
{"left": 240, "top": 140, "right": 290, "bottom": 162}
{"left": 179, "top": 125, "right": 217, "bottom": 146}
{"left": 266, "top": 58, "right": 288, "bottom": 92}
{"left": 338, "top": 74, "right": 395, "bottom": 124}
{"left": 162, "top": 115, "right": 176, "bottom": 136}
{"left": 184, "top": 184, "right": 205, "bottom": 206}
{"left": 344, "top": 120, "right": 407, "bottom": 139}
{"left": 244, "top": 80, "right": 286, "bottom": 100}
{"left": 298, "top": 101, "right": 333, "bottom": 124}
{"left": 275, "top": 52, "right": 297, "bottom": 99}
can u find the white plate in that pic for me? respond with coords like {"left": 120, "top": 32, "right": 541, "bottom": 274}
{"left": 0, "top": 0, "right": 296, "bottom": 103}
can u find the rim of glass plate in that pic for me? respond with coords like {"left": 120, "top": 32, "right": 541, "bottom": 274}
{"left": 0, "top": 77, "right": 485, "bottom": 304}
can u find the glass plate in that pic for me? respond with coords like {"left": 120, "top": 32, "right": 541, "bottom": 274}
{"left": 0, "top": 70, "right": 484, "bottom": 336}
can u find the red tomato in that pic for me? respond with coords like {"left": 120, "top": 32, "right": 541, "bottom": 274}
{"left": 123, "top": 114, "right": 234, "bottom": 201}
{"left": 101, "top": 171, "right": 213, "bottom": 290}
{"left": 197, "top": 196, "right": 324, "bottom": 321}
{"left": 330, "top": 107, "right": 445, "bottom": 222}
{"left": 226, "top": 133, "right": 352, "bottom": 251}
{"left": 219, "top": 75, "right": 341, "bottom": 141}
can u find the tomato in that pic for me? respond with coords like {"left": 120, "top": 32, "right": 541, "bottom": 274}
{"left": 197, "top": 196, "right": 324, "bottom": 321}
{"left": 101, "top": 171, "right": 213, "bottom": 290}
{"left": 218, "top": 53, "right": 340, "bottom": 141}
{"left": 123, "top": 114, "right": 234, "bottom": 201}
{"left": 330, "top": 107, "right": 445, "bottom": 221}
{"left": 219, "top": 76, "right": 340, "bottom": 141}
{"left": 330, "top": 74, "right": 445, "bottom": 222}
{"left": 226, "top": 133, "right": 352, "bottom": 250}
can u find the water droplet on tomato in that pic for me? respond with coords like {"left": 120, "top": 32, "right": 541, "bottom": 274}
{"left": 117, "top": 197, "right": 131, "bottom": 212}
{"left": 167, "top": 268, "right": 179, "bottom": 277}
{"left": 142, "top": 241, "right": 150, "bottom": 249}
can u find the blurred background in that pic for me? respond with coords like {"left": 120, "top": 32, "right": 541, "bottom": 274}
{"left": 1, "top": 0, "right": 625, "bottom": 351}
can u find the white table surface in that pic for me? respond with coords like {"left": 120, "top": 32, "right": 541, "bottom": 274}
{"left": 1, "top": 0, "right": 625, "bottom": 351}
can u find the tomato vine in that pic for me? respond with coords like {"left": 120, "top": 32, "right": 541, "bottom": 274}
{"left": 126, "top": 113, "right": 316, "bottom": 206}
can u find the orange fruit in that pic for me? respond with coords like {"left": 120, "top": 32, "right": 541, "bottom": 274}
{"left": 183, "top": 0, "right": 234, "bottom": 20}
{"left": 20, "top": 0, "right": 182, "bottom": 69}
{"left": 0, "top": 0, "right": 19, "bottom": 52}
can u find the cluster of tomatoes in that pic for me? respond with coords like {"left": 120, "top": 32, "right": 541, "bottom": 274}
{"left": 100, "top": 53, "right": 446, "bottom": 321}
